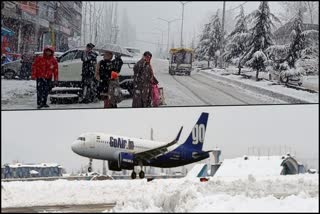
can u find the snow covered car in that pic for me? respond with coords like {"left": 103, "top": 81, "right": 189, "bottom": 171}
{"left": 55, "top": 47, "right": 137, "bottom": 96}
{"left": 1, "top": 52, "right": 64, "bottom": 79}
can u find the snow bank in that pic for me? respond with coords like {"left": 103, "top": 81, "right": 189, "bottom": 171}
{"left": 2, "top": 174, "right": 318, "bottom": 212}
{"left": 215, "top": 156, "right": 284, "bottom": 177}
{"left": 201, "top": 69, "right": 319, "bottom": 103}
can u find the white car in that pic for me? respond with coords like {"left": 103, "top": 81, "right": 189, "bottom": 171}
{"left": 56, "top": 47, "right": 138, "bottom": 95}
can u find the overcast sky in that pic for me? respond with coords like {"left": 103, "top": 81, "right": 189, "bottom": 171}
{"left": 2, "top": 104, "right": 318, "bottom": 172}
{"left": 116, "top": 1, "right": 283, "bottom": 53}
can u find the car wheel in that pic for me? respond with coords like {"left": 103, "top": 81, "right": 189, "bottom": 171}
{"left": 4, "top": 70, "right": 15, "bottom": 79}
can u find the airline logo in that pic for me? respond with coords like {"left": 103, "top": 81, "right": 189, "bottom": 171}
{"left": 110, "top": 137, "right": 135, "bottom": 150}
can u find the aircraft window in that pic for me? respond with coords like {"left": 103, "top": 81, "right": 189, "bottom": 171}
{"left": 77, "top": 137, "right": 85, "bottom": 141}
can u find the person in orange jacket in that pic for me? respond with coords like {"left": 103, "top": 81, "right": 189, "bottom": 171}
{"left": 31, "top": 46, "right": 58, "bottom": 109}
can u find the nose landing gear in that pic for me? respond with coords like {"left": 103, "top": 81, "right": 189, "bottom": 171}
{"left": 88, "top": 159, "right": 93, "bottom": 172}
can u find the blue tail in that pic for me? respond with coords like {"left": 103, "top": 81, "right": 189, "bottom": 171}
{"left": 180, "top": 112, "right": 209, "bottom": 151}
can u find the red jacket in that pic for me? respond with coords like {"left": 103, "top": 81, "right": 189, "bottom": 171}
{"left": 31, "top": 47, "right": 58, "bottom": 81}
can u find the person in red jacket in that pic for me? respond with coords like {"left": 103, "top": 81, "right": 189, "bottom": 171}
{"left": 31, "top": 46, "right": 58, "bottom": 109}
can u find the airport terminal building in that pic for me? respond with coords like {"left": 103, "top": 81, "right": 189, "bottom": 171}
{"left": 1, "top": 163, "right": 63, "bottom": 179}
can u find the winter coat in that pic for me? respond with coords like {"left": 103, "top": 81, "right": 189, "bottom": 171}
{"left": 31, "top": 47, "right": 58, "bottom": 80}
{"left": 97, "top": 59, "right": 113, "bottom": 94}
{"left": 81, "top": 50, "right": 98, "bottom": 79}
{"left": 132, "top": 58, "right": 153, "bottom": 107}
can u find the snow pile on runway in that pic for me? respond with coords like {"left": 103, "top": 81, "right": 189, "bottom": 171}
{"left": 214, "top": 156, "right": 284, "bottom": 177}
{"left": 2, "top": 174, "right": 318, "bottom": 212}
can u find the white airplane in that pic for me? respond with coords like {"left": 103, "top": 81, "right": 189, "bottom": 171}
{"left": 71, "top": 112, "right": 211, "bottom": 179}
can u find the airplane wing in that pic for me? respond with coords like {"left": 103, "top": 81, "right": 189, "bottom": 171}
{"left": 134, "top": 126, "right": 183, "bottom": 162}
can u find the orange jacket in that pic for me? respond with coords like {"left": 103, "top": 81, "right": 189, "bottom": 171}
{"left": 31, "top": 47, "right": 58, "bottom": 81}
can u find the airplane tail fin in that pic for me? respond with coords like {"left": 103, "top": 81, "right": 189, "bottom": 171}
{"left": 180, "top": 112, "right": 209, "bottom": 151}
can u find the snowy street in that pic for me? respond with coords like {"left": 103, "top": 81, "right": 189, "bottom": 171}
{"left": 1, "top": 174, "right": 318, "bottom": 212}
{"left": 1, "top": 58, "right": 292, "bottom": 110}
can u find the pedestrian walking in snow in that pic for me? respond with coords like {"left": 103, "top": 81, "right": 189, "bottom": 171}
{"left": 132, "top": 51, "right": 154, "bottom": 108}
{"left": 96, "top": 50, "right": 114, "bottom": 108}
{"left": 80, "top": 43, "right": 98, "bottom": 103}
{"left": 31, "top": 46, "right": 58, "bottom": 109}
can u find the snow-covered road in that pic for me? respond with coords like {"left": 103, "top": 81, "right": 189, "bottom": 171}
{"left": 2, "top": 58, "right": 286, "bottom": 110}
{"left": 1, "top": 174, "right": 318, "bottom": 212}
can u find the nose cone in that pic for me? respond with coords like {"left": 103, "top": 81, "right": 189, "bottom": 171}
{"left": 71, "top": 140, "right": 81, "bottom": 154}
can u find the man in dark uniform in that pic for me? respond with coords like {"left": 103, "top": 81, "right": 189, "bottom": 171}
{"left": 80, "top": 43, "right": 98, "bottom": 103}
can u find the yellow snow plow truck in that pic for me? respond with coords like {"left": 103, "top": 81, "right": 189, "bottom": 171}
{"left": 169, "top": 48, "right": 193, "bottom": 76}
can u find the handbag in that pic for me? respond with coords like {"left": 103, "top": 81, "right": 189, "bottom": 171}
{"left": 151, "top": 84, "right": 160, "bottom": 107}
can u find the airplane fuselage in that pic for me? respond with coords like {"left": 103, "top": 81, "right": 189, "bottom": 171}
{"left": 72, "top": 132, "right": 209, "bottom": 168}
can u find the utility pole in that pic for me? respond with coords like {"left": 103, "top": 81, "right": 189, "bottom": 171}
{"left": 219, "top": 1, "right": 226, "bottom": 68}
{"left": 83, "top": 2, "right": 87, "bottom": 45}
{"left": 157, "top": 18, "right": 180, "bottom": 54}
{"left": 179, "top": 2, "right": 191, "bottom": 48}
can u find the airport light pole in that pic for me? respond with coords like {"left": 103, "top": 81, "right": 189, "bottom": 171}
{"left": 179, "top": 1, "right": 191, "bottom": 48}
{"left": 157, "top": 17, "right": 180, "bottom": 53}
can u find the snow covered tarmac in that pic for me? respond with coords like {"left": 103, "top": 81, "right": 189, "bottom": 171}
{"left": 2, "top": 174, "right": 318, "bottom": 212}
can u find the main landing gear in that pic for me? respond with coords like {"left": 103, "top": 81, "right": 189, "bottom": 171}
{"left": 130, "top": 170, "right": 145, "bottom": 179}
{"left": 131, "top": 163, "right": 145, "bottom": 179}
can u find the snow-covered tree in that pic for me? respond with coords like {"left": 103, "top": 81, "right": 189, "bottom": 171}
{"left": 266, "top": 9, "right": 319, "bottom": 80}
{"left": 247, "top": 51, "right": 268, "bottom": 81}
{"left": 242, "top": 1, "right": 281, "bottom": 81}
{"left": 210, "top": 12, "right": 223, "bottom": 68}
{"left": 224, "top": 6, "right": 250, "bottom": 74}
{"left": 287, "top": 9, "right": 304, "bottom": 68}
{"left": 196, "top": 23, "right": 211, "bottom": 67}
{"left": 196, "top": 11, "right": 223, "bottom": 68}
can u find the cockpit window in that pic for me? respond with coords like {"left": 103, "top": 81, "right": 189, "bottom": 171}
{"left": 77, "top": 137, "right": 85, "bottom": 141}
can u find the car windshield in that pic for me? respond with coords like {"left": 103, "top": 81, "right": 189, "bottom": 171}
{"left": 172, "top": 52, "right": 192, "bottom": 64}
{"left": 77, "top": 137, "right": 85, "bottom": 141}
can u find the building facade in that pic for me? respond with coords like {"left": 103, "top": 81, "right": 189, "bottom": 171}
{"left": 2, "top": 163, "right": 64, "bottom": 179}
{"left": 1, "top": 1, "right": 82, "bottom": 55}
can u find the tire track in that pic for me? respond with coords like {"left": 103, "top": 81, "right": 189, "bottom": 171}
{"left": 190, "top": 73, "right": 249, "bottom": 104}
{"left": 171, "top": 75, "right": 211, "bottom": 105}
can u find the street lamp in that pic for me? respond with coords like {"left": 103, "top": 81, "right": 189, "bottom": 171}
{"left": 157, "top": 17, "right": 180, "bottom": 53}
{"left": 154, "top": 28, "right": 165, "bottom": 55}
{"left": 179, "top": 1, "right": 191, "bottom": 48}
